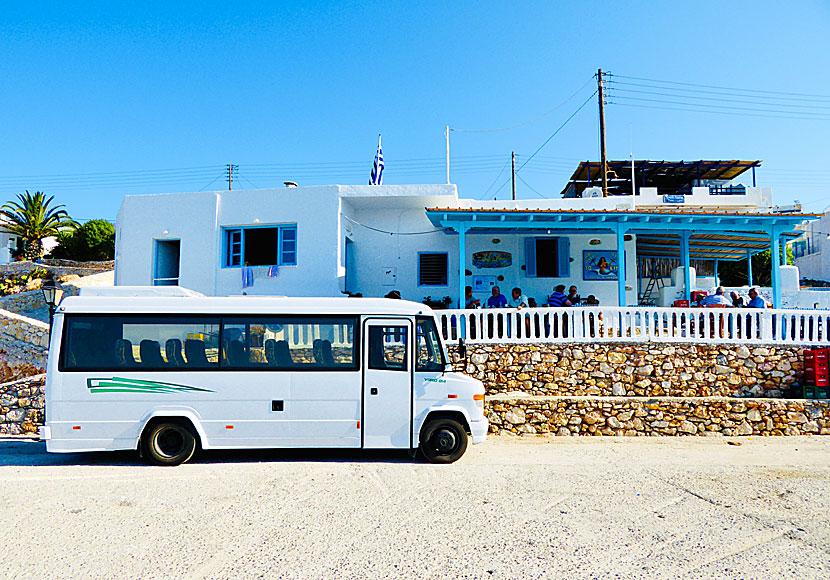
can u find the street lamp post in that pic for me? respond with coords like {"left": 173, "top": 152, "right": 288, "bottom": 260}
{"left": 41, "top": 277, "right": 63, "bottom": 331}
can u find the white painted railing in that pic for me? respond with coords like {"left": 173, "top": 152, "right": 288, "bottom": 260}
{"left": 436, "top": 307, "right": 830, "bottom": 346}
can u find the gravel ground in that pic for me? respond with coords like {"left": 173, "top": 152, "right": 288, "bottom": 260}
{"left": 0, "top": 435, "right": 828, "bottom": 579}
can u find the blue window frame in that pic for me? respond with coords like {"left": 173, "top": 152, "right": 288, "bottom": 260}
{"left": 418, "top": 252, "right": 448, "bottom": 286}
{"left": 223, "top": 225, "right": 297, "bottom": 268}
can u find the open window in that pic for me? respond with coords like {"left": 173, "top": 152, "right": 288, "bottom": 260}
{"left": 525, "top": 237, "right": 569, "bottom": 278}
{"left": 224, "top": 225, "right": 297, "bottom": 267}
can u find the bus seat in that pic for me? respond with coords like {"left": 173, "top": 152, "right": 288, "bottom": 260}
{"left": 114, "top": 339, "right": 137, "bottom": 367}
{"left": 275, "top": 340, "right": 294, "bottom": 366}
{"left": 139, "top": 340, "right": 165, "bottom": 367}
{"left": 368, "top": 330, "right": 386, "bottom": 370}
{"left": 312, "top": 339, "right": 323, "bottom": 364}
{"left": 264, "top": 339, "right": 278, "bottom": 366}
{"left": 320, "top": 340, "right": 335, "bottom": 366}
{"left": 225, "top": 340, "right": 247, "bottom": 367}
{"left": 165, "top": 339, "right": 186, "bottom": 366}
{"left": 184, "top": 339, "right": 210, "bottom": 367}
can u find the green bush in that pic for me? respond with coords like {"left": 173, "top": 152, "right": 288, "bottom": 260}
{"left": 49, "top": 219, "right": 115, "bottom": 261}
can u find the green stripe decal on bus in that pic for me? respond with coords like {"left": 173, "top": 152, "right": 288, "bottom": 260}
{"left": 87, "top": 377, "right": 213, "bottom": 394}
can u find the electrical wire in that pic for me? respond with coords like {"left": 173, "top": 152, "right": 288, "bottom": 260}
{"left": 341, "top": 214, "right": 448, "bottom": 236}
{"left": 611, "top": 101, "right": 830, "bottom": 122}
{"left": 450, "top": 77, "right": 594, "bottom": 132}
{"left": 516, "top": 173, "right": 547, "bottom": 199}
{"left": 610, "top": 74, "right": 830, "bottom": 100}
{"left": 477, "top": 159, "right": 511, "bottom": 200}
{"left": 607, "top": 86, "right": 830, "bottom": 110}
{"left": 608, "top": 94, "right": 830, "bottom": 118}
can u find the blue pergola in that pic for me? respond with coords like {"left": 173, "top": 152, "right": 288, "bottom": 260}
{"left": 425, "top": 208, "right": 820, "bottom": 309}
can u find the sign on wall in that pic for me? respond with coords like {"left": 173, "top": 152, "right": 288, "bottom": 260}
{"left": 472, "top": 275, "right": 497, "bottom": 292}
{"left": 583, "top": 250, "right": 618, "bottom": 281}
{"left": 472, "top": 251, "right": 512, "bottom": 269}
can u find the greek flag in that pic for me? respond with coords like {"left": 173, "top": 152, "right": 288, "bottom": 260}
{"left": 370, "top": 135, "right": 383, "bottom": 185}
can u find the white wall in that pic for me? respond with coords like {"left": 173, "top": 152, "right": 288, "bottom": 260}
{"left": 793, "top": 212, "right": 830, "bottom": 283}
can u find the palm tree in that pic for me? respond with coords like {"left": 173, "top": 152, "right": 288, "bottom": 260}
{"left": 0, "top": 191, "right": 73, "bottom": 260}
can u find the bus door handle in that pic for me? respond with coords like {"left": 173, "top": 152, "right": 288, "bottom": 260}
{"left": 370, "top": 388, "right": 378, "bottom": 395}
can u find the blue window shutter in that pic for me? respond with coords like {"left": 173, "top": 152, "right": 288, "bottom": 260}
{"left": 557, "top": 237, "right": 570, "bottom": 277}
{"left": 226, "top": 229, "right": 242, "bottom": 267}
{"left": 525, "top": 238, "right": 537, "bottom": 278}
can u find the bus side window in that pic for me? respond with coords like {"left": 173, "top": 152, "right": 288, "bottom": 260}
{"left": 368, "top": 326, "right": 408, "bottom": 372}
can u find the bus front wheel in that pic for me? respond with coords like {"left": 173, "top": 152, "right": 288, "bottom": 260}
{"left": 142, "top": 421, "right": 197, "bottom": 466}
{"left": 419, "top": 418, "right": 468, "bottom": 464}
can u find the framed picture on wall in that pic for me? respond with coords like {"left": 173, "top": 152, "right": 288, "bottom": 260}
{"left": 583, "top": 250, "right": 618, "bottom": 281}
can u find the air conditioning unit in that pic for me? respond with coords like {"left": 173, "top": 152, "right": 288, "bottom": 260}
{"left": 582, "top": 187, "right": 603, "bottom": 199}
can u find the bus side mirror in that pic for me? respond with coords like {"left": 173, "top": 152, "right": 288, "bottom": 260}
{"left": 457, "top": 337, "right": 466, "bottom": 362}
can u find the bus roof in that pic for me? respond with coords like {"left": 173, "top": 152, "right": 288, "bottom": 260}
{"left": 58, "top": 294, "right": 436, "bottom": 317}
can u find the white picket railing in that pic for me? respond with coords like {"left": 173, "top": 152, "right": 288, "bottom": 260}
{"left": 436, "top": 307, "right": 830, "bottom": 346}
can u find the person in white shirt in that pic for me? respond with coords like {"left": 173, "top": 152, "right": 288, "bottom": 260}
{"left": 700, "top": 286, "right": 733, "bottom": 307}
{"left": 509, "top": 287, "right": 528, "bottom": 308}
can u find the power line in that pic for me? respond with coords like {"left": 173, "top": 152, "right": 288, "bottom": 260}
{"left": 607, "top": 86, "right": 830, "bottom": 110}
{"left": 608, "top": 94, "right": 830, "bottom": 119}
{"left": 612, "top": 101, "right": 830, "bottom": 122}
{"left": 610, "top": 73, "right": 830, "bottom": 100}
{"left": 607, "top": 79, "right": 830, "bottom": 104}
{"left": 450, "top": 77, "right": 594, "bottom": 133}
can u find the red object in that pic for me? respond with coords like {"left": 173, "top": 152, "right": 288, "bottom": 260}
{"left": 673, "top": 300, "right": 690, "bottom": 308}
{"left": 691, "top": 291, "right": 708, "bottom": 304}
{"left": 805, "top": 349, "right": 829, "bottom": 387}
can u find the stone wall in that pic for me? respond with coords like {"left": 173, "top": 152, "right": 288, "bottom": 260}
{"left": 449, "top": 343, "right": 803, "bottom": 399}
{"left": 0, "top": 260, "right": 113, "bottom": 275}
{"left": 0, "top": 270, "right": 114, "bottom": 322}
{"left": 486, "top": 396, "right": 830, "bottom": 437}
{"left": 0, "top": 374, "right": 44, "bottom": 435}
{"left": 0, "top": 310, "right": 48, "bottom": 380}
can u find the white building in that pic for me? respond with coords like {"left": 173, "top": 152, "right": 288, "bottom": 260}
{"left": 792, "top": 211, "right": 830, "bottom": 283}
{"left": 114, "top": 160, "right": 818, "bottom": 309}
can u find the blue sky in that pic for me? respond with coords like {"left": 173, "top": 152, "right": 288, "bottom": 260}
{"left": 1, "top": 1, "right": 828, "bottom": 221}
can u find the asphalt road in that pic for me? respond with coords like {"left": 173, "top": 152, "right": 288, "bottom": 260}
{"left": 0, "top": 435, "right": 828, "bottom": 580}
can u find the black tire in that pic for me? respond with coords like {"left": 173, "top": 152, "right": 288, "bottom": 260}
{"left": 142, "top": 421, "right": 197, "bottom": 466}
{"left": 419, "top": 418, "right": 468, "bottom": 464}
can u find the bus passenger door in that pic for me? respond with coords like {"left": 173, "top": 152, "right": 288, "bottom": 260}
{"left": 362, "top": 319, "right": 413, "bottom": 449}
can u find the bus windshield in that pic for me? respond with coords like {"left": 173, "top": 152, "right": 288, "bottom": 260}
{"left": 416, "top": 316, "right": 446, "bottom": 372}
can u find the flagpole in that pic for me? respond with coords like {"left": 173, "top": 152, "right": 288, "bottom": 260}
{"left": 445, "top": 125, "right": 450, "bottom": 184}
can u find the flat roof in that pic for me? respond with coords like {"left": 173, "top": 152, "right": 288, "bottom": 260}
{"left": 561, "top": 160, "right": 762, "bottom": 198}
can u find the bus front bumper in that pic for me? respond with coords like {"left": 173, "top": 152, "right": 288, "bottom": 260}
{"left": 470, "top": 418, "right": 488, "bottom": 444}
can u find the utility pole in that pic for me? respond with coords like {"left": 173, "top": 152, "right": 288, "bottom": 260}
{"left": 511, "top": 151, "right": 516, "bottom": 201}
{"left": 226, "top": 164, "right": 238, "bottom": 190}
{"left": 445, "top": 126, "right": 450, "bottom": 184}
{"left": 597, "top": 68, "right": 608, "bottom": 197}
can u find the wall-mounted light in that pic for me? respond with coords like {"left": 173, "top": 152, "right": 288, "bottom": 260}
{"left": 624, "top": 234, "right": 633, "bottom": 242}
{"left": 162, "top": 230, "right": 169, "bottom": 236}
{"left": 492, "top": 238, "right": 500, "bottom": 244}
{"left": 253, "top": 218, "right": 260, "bottom": 224}
{"left": 589, "top": 239, "right": 601, "bottom": 246}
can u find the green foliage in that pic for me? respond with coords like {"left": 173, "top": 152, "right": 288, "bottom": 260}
{"left": 0, "top": 191, "right": 73, "bottom": 260}
{"left": 49, "top": 219, "right": 115, "bottom": 261}
{"left": 0, "top": 268, "right": 49, "bottom": 296}
{"left": 718, "top": 247, "right": 794, "bottom": 287}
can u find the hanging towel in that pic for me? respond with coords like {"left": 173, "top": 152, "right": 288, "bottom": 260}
{"left": 268, "top": 265, "right": 279, "bottom": 278}
{"left": 241, "top": 266, "right": 254, "bottom": 288}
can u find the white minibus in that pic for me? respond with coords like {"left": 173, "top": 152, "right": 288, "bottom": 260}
{"left": 41, "top": 288, "right": 487, "bottom": 465}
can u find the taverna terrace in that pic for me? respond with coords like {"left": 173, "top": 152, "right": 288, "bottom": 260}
{"left": 115, "top": 159, "right": 829, "bottom": 348}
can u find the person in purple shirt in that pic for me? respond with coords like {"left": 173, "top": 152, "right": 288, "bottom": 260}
{"left": 746, "top": 287, "right": 767, "bottom": 308}
{"left": 486, "top": 285, "right": 508, "bottom": 308}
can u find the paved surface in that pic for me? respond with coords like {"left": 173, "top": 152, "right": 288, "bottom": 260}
{"left": 0, "top": 435, "right": 828, "bottom": 579}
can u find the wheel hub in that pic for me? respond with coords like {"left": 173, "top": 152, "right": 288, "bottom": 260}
{"left": 157, "top": 428, "right": 185, "bottom": 457}
{"left": 433, "top": 428, "right": 457, "bottom": 454}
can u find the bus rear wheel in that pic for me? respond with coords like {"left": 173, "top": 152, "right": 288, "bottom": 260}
{"left": 419, "top": 418, "right": 468, "bottom": 464}
{"left": 142, "top": 421, "right": 197, "bottom": 466}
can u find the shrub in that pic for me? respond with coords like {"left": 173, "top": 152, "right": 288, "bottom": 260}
{"left": 49, "top": 219, "right": 115, "bottom": 261}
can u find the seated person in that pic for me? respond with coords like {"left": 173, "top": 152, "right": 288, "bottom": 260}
{"left": 527, "top": 297, "right": 538, "bottom": 308}
{"left": 465, "top": 285, "right": 480, "bottom": 309}
{"left": 583, "top": 295, "right": 599, "bottom": 306}
{"left": 699, "top": 286, "right": 732, "bottom": 307}
{"left": 567, "top": 285, "right": 581, "bottom": 306}
{"left": 546, "top": 285, "right": 571, "bottom": 307}
{"left": 730, "top": 291, "right": 746, "bottom": 308}
{"left": 746, "top": 287, "right": 767, "bottom": 308}
{"left": 509, "top": 287, "right": 528, "bottom": 308}
{"left": 486, "top": 285, "right": 508, "bottom": 308}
